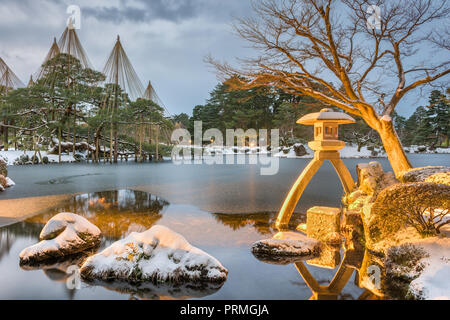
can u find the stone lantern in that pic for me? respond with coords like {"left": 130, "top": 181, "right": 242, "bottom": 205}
{"left": 276, "top": 108, "right": 357, "bottom": 229}
{"left": 299, "top": 108, "right": 355, "bottom": 151}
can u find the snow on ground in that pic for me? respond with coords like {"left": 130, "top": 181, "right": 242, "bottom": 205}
{"left": 195, "top": 143, "right": 385, "bottom": 159}
{"left": 80, "top": 225, "right": 228, "bottom": 283}
{"left": 408, "top": 145, "right": 450, "bottom": 154}
{"left": 19, "top": 212, "right": 101, "bottom": 264}
{"left": 408, "top": 237, "right": 450, "bottom": 300}
{"left": 251, "top": 231, "right": 321, "bottom": 257}
{"left": 273, "top": 144, "right": 385, "bottom": 159}
{"left": 2, "top": 144, "right": 449, "bottom": 165}
{"left": 0, "top": 150, "right": 75, "bottom": 165}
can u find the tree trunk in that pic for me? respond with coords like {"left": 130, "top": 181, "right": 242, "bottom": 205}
{"left": 378, "top": 118, "right": 412, "bottom": 177}
{"left": 155, "top": 125, "right": 159, "bottom": 162}
{"left": 58, "top": 127, "right": 62, "bottom": 163}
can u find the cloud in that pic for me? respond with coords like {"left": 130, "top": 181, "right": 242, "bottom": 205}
{"left": 0, "top": 0, "right": 255, "bottom": 115}
{"left": 83, "top": 0, "right": 198, "bottom": 23}
{"left": 0, "top": 0, "right": 432, "bottom": 117}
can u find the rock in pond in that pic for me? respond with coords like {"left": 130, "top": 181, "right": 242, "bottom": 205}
{"left": 80, "top": 225, "right": 228, "bottom": 284}
{"left": 19, "top": 212, "right": 101, "bottom": 265}
{"left": 251, "top": 231, "right": 321, "bottom": 260}
{"left": 0, "top": 156, "right": 7, "bottom": 177}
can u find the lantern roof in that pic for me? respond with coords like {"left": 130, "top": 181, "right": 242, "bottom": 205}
{"left": 297, "top": 108, "right": 355, "bottom": 125}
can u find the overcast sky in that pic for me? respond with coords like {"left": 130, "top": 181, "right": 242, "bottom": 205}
{"left": 0, "top": 0, "right": 444, "bottom": 117}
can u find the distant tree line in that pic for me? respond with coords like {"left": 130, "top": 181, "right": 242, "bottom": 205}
{"left": 173, "top": 83, "right": 449, "bottom": 149}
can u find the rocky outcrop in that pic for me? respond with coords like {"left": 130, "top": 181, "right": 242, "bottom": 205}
{"left": 293, "top": 144, "right": 308, "bottom": 157}
{"left": 80, "top": 225, "right": 228, "bottom": 284}
{"left": 19, "top": 212, "right": 101, "bottom": 265}
{"left": 356, "top": 161, "right": 398, "bottom": 199}
{"left": 0, "top": 174, "right": 14, "bottom": 191}
{"left": 0, "top": 175, "right": 7, "bottom": 189}
{"left": 343, "top": 161, "right": 399, "bottom": 243}
{"left": 0, "top": 156, "right": 15, "bottom": 192}
{"left": 0, "top": 156, "right": 7, "bottom": 177}
{"left": 343, "top": 162, "right": 450, "bottom": 299}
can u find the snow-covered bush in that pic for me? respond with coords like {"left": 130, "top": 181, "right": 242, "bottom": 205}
{"left": 399, "top": 166, "right": 450, "bottom": 183}
{"left": 369, "top": 182, "right": 450, "bottom": 238}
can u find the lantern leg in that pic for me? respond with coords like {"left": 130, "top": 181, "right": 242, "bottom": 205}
{"left": 294, "top": 261, "right": 322, "bottom": 293}
{"left": 275, "top": 158, "right": 323, "bottom": 229}
{"left": 330, "top": 158, "right": 355, "bottom": 193}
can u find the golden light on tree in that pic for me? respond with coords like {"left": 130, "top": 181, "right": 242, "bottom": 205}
{"left": 207, "top": 0, "right": 450, "bottom": 176}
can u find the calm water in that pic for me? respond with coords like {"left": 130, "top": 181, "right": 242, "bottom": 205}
{"left": 0, "top": 154, "right": 448, "bottom": 300}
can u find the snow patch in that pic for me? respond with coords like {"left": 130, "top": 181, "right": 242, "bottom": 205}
{"left": 408, "top": 238, "right": 450, "bottom": 300}
{"left": 5, "top": 177, "right": 15, "bottom": 187}
{"left": 0, "top": 150, "right": 75, "bottom": 165}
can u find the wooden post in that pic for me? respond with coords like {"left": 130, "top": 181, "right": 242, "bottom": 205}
{"left": 58, "top": 126, "right": 62, "bottom": 163}
{"left": 139, "top": 116, "right": 143, "bottom": 162}
{"left": 155, "top": 124, "right": 159, "bottom": 162}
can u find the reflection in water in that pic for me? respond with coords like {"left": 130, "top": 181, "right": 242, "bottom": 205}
{"left": 19, "top": 252, "right": 90, "bottom": 300}
{"left": 88, "top": 280, "right": 225, "bottom": 300}
{"left": 212, "top": 212, "right": 305, "bottom": 236}
{"left": 0, "top": 190, "right": 226, "bottom": 300}
{"left": 0, "top": 190, "right": 381, "bottom": 300}
{"left": 25, "top": 189, "right": 169, "bottom": 239}
{"left": 212, "top": 212, "right": 384, "bottom": 299}
{"left": 0, "top": 221, "right": 43, "bottom": 261}
{"left": 252, "top": 237, "right": 382, "bottom": 300}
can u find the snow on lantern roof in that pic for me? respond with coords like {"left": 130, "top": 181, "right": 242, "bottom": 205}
{"left": 297, "top": 108, "right": 355, "bottom": 125}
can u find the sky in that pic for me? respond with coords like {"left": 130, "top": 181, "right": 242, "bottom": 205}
{"left": 0, "top": 0, "right": 446, "bottom": 118}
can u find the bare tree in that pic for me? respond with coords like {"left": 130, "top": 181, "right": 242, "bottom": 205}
{"left": 207, "top": 0, "right": 450, "bottom": 176}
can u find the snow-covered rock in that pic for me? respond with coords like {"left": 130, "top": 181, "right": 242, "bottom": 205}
{"left": 5, "top": 177, "right": 15, "bottom": 187}
{"left": 357, "top": 161, "right": 398, "bottom": 197}
{"left": 0, "top": 150, "right": 75, "bottom": 165}
{"left": 251, "top": 231, "right": 321, "bottom": 261}
{"left": 0, "top": 174, "right": 15, "bottom": 191}
{"left": 0, "top": 155, "right": 7, "bottom": 176}
{"left": 19, "top": 212, "right": 101, "bottom": 265}
{"left": 80, "top": 225, "right": 228, "bottom": 284}
{"left": 0, "top": 175, "right": 7, "bottom": 188}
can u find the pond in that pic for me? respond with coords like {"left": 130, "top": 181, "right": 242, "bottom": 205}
{"left": 0, "top": 154, "right": 449, "bottom": 299}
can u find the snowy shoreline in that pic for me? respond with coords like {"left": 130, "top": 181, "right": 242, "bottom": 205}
{"left": 1, "top": 144, "right": 448, "bottom": 166}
